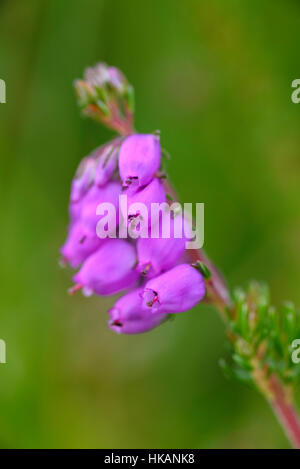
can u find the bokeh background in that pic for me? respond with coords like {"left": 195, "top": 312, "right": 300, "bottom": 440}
{"left": 0, "top": 0, "right": 299, "bottom": 449}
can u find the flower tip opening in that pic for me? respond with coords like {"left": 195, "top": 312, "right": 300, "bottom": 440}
{"left": 142, "top": 288, "right": 160, "bottom": 311}
{"left": 108, "top": 318, "right": 123, "bottom": 335}
{"left": 123, "top": 176, "right": 139, "bottom": 190}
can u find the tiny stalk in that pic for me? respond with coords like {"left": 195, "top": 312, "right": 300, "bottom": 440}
{"left": 76, "top": 63, "right": 300, "bottom": 449}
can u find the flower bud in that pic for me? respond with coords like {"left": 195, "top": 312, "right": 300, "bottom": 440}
{"left": 74, "top": 63, "right": 134, "bottom": 133}
{"left": 108, "top": 288, "right": 167, "bottom": 334}
{"left": 142, "top": 264, "right": 206, "bottom": 313}
{"left": 73, "top": 239, "right": 138, "bottom": 296}
{"left": 118, "top": 134, "right": 161, "bottom": 190}
{"left": 60, "top": 222, "right": 102, "bottom": 269}
{"left": 80, "top": 181, "right": 121, "bottom": 236}
{"left": 84, "top": 63, "right": 128, "bottom": 95}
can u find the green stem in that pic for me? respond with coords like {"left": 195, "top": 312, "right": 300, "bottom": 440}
{"left": 191, "top": 246, "right": 300, "bottom": 449}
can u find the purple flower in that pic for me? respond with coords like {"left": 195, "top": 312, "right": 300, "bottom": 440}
{"left": 70, "top": 156, "right": 96, "bottom": 203}
{"left": 141, "top": 264, "right": 206, "bottom": 314}
{"left": 137, "top": 214, "right": 192, "bottom": 277}
{"left": 72, "top": 239, "right": 138, "bottom": 296}
{"left": 108, "top": 288, "right": 168, "bottom": 334}
{"left": 121, "top": 178, "right": 166, "bottom": 236}
{"left": 80, "top": 181, "right": 121, "bottom": 236}
{"left": 60, "top": 222, "right": 102, "bottom": 269}
{"left": 69, "top": 198, "right": 83, "bottom": 224}
{"left": 94, "top": 145, "right": 118, "bottom": 187}
{"left": 118, "top": 134, "right": 161, "bottom": 190}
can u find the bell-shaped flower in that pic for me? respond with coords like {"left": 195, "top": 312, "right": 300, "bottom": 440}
{"left": 108, "top": 288, "right": 168, "bottom": 334}
{"left": 72, "top": 239, "right": 138, "bottom": 296}
{"left": 141, "top": 264, "right": 206, "bottom": 313}
{"left": 60, "top": 222, "right": 102, "bottom": 269}
{"left": 136, "top": 212, "right": 193, "bottom": 277}
{"left": 120, "top": 178, "right": 166, "bottom": 238}
{"left": 80, "top": 181, "right": 121, "bottom": 236}
{"left": 94, "top": 144, "right": 118, "bottom": 187}
{"left": 118, "top": 134, "right": 161, "bottom": 190}
{"left": 70, "top": 156, "right": 96, "bottom": 203}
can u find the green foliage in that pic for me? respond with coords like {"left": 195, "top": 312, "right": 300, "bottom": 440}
{"left": 222, "top": 283, "right": 300, "bottom": 386}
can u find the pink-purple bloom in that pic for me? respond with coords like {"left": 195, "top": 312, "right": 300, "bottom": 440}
{"left": 60, "top": 222, "right": 102, "bottom": 269}
{"left": 94, "top": 144, "right": 118, "bottom": 187}
{"left": 141, "top": 264, "right": 206, "bottom": 314}
{"left": 73, "top": 239, "right": 138, "bottom": 296}
{"left": 80, "top": 181, "right": 121, "bottom": 235}
{"left": 108, "top": 288, "right": 168, "bottom": 334}
{"left": 62, "top": 123, "right": 206, "bottom": 334}
{"left": 118, "top": 134, "right": 161, "bottom": 190}
{"left": 121, "top": 178, "right": 166, "bottom": 235}
{"left": 136, "top": 214, "right": 192, "bottom": 277}
{"left": 70, "top": 156, "right": 96, "bottom": 203}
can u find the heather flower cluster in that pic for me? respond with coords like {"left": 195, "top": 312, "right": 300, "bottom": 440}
{"left": 61, "top": 64, "right": 206, "bottom": 335}
{"left": 59, "top": 63, "right": 300, "bottom": 448}
{"left": 61, "top": 133, "right": 206, "bottom": 334}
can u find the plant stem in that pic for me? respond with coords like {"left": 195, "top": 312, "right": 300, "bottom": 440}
{"left": 266, "top": 374, "right": 300, "bottom": 448}
{"left": 84, "top": 103, "right": 135, "bottom": 136}
{"left": 191, "top": 245, "right": 300, "bottom": 448}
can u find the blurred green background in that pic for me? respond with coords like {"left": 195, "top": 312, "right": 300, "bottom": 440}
{"left": 0, "top": 0, "right": 299, "bottom": 449}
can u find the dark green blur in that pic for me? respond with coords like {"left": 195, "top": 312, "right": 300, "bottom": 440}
{"left": 0, "top": 0, "right": 299, "bottom": 449}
